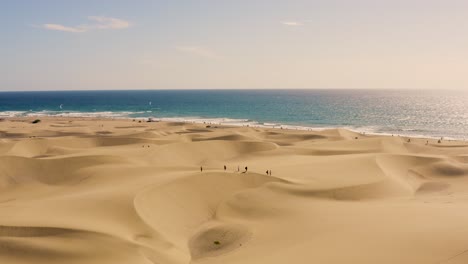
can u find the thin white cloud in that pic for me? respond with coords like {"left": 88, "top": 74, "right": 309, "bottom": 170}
{"left": 281, "top": 21, "right": 304, "bottom": 26}
{"left": 43, "top": 24, "right": 86, "bottom": 33}
{"left": 176, "top": 46, "right": 222, "bottom": 59}
{"left": 40, "top": 16, "right": 130, "bottom": 33}
{"left": 87, "top": 16, "right": 130, "bottom": 29}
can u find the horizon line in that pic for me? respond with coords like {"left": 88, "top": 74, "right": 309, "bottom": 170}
{"left": 0, "top": 88, "right": 465, "bottom": 92}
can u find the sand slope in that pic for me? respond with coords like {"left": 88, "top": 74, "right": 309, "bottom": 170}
{"left": 1, "top": 118, "right": 468, "bottom": 264}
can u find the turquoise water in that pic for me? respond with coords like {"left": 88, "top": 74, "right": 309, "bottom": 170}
{"left": 0, "top": 89, "right": 467, "bottom": 139}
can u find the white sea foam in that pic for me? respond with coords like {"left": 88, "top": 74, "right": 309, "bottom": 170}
{"left": 0, "top": 110, "right": 465, "bottom": 141}
{"left": 0, "top": 110, "right": 145, "bottom": 119}
{"left": 0, "top": 111, "right": 28, "bottom": 117}
{"left": 153, "top": 116, "right": 339, "bottom": 132}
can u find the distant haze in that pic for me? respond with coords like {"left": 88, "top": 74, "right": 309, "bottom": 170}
{"left": 1, "top": 0, "right": 468, "bottom": 91}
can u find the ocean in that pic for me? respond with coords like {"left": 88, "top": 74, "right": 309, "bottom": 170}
{"left": 0, "top": 89, "right": 467, "bottom": 140}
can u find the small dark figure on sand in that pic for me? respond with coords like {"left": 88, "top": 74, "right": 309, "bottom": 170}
{"left": 224, "top": 165, "right": 226, "bottom": 171}
{"left": 200, "top": 166, "right": 203, "bottom": 172}
{"left": 237, "top": 166, "right": 239, "bottom": 172}
{"left": 245, "top": 166, "right": 248, "bottom": 172}
{"left": 266, "top": 170, "right": 269, "bottom": 175}
{"left": 269, "top": 170, "right": 272, "bottom": 176}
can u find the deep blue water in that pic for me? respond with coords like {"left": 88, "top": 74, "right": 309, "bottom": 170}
{"left": 0, "top": 89, "right": 467, "bottom": 139}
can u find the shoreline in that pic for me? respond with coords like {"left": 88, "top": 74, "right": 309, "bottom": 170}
{"left": 1, "top": 89, "right": 466, "bottom": 142}
{"left": 2, "top": 115, "right": 466, "bottom": 143}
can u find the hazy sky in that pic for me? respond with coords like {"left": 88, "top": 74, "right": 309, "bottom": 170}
{"left": 2, "top": 0, "right": 468, "bottom": 90}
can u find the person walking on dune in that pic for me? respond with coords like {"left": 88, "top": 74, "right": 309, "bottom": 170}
{"left": 200, "top": 166, "right": 203, "bottom": 172}
{"left": 224, "top": 165, "right": 226, "bottom": 171}
{"left": 245, "top": 166, "right": 248, "bottom": 172}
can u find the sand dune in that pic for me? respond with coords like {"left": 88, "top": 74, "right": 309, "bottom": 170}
{"left": 1, "top": 117, "right": 468, "bottom": 263}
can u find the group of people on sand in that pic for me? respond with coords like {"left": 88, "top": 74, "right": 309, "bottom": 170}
{"left": 200, "top": 165, "right": 247, "bottom": 172}
{"left": 406, "top": 137, "right": 444, "bottom": 145}
{"left": 392, "top": 134, "right": 447, "bottom": 145}
{"left": 199, "top": 165, "right": 271, "bottom": 175}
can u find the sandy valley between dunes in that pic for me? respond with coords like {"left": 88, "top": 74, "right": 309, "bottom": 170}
{"left": 1, "top": 117, "right": 468, "bottom": 264}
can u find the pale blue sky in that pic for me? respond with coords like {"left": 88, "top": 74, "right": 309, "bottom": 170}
{"left": 2, "top": 0, "right": 468, "bottom": 90}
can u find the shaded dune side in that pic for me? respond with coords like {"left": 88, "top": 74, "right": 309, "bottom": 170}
{"left": 0, "top": 131, "right": 28, "bottom": 138}
{"left": 292, "top": 138, "right": 385, "bottom": 156}
{"left": 134, "top": 172, "right": 284, "bottom": 261}
{"left": 4, "top": 137, "right": 160, "bottom": 158}
{"left": 0, "top": 227, "right": 150, "bottom": 264}
{"left": 149, "top": 140, "right": 278, "bottom": 165}
{"left": 423, "top": 160, "right": 468, "bottom": 178}
{"left": 263, "top": 154, "right": 461, "bottom": 200}
{"left": 378, "top": 154, "right": 468, "bottom": 195}
{"left": 191, "top": 133, "right": 253, "bottom": 142}
{"left": 0, "top": 225, "right": 78, "bottom": 237}
{"left": 0, "top": 155, "right": 131, "bottom": 188}
{"left": 287, "top": 136, "right": 410, "bottom": 156}
{"left": 255, "top": 131, "right": 329, "bottom": 146}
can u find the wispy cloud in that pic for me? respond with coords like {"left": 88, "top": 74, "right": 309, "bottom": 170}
{"left": 281, "top": 21, "right": 304, "bottom": 26}
{"left": 40, "top": 16, "right": 130, "bottom": 33}
{"left": 87, "top": 16, "right": 130, "bottom": 29}
{"left": 43, "top": 24, "right": 87, "bottom": 33}
{"left": 176, "top": 46, "right": 222, "bottom": 59}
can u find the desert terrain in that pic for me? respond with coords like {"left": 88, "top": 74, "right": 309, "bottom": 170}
{"left": 1, "top": 117, "right": 468, "bottom": 264}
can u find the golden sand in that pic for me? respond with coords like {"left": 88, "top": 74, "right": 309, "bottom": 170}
{"left": 1, "top": 117, "right": 468, "bottom": 264}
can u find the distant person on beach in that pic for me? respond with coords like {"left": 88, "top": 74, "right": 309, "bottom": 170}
{"left": 245, "top": 166, "right": 248, "bottom": 172}
{"left": 266, "top": 170, "right": 269, "bottom": 175}
{"left": 200, "top": 166, "right": 203, "bottom": 172}
{"left": 237, "top": 166, "right": 239, "bottom": 172}
{"left": 224, "top": 165, "right": 226, "bottom": 171}
{"left": 269, "top": 170, "right": 272, "bottom": 176}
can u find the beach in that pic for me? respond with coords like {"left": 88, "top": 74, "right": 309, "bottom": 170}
{"left": 1, "top": 117, "right": 468, "bottom": 264}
